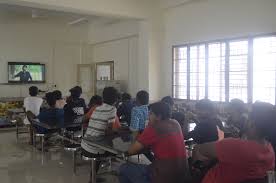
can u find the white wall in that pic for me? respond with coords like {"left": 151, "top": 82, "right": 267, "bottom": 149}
{"left": 92, "top": 37, "right": 139, "bottom": 96}
{"left": 161, "top": 0, "right": 276, "bottom": 96}
{"left": 88, "top": 21, "right": 141, "bottom": 97}
{"left": 0, "top": 18, "right": 89, "bottom": 97}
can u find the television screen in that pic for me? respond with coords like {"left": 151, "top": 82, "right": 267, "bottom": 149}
{"left": 8, "top": 62, "right": 46, "bottom": 83}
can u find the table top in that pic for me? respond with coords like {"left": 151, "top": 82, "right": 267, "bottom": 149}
{"left": 7, "top": 108, "right": 25, "bottom": 114}
{"left": 31, "top": 118, "right": 83, "bottom": 130}
{"left": 32, "top": 119, "right": 58, "bottom": 130}
{"left": 82, "top": 131, "right": 133, "bottom": 155}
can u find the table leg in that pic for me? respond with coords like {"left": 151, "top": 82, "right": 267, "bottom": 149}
{"left": 41, "top": 137, "right": 44, "bottom": 153}
{"left": 33, "top": 134, "right": 36, "bottom": 147}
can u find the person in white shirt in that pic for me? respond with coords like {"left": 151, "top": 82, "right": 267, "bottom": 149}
{"left": 24, "top": 86, "right": 43, "bottom": 144}
{"left": 24, "top": 86, "right": 43, "bottom": 124}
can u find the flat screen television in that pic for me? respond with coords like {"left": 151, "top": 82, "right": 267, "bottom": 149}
{"left": 8, "top": 62, "right": 46, "bottom": 83}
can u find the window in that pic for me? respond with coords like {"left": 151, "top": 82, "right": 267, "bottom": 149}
{"left": 253, "top": 36, "right": 276, "bottom": 104}
{"left": 173, "top": 34, "right": 276, "bottom": 104}
{"left": 190, "top": 45, "right": 205, "bottom": 100}
{"left": 208, "top": 42, "right": 226, "bottom": 101}
{"left": 229, "top": 40, "right": 248, "bottom": 102}
{"left": 173, "top": 47, "right": 187, "bottom": 99}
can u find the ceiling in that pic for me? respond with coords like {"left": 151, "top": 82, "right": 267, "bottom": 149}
{"left": 0, "top": 3, "right": 120, "bottom": 25}
{"left": 158, "top": 0, "right": 203, "bottom": 9}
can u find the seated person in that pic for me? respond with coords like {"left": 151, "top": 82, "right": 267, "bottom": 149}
{"left": 119, "top": 102, "right": 189, "bottom": 183}
{"left": 36, "top": 92, "right": 64, "bottom": 133}
{"left": 88, "top": 95, "right": 103, "bottom": 110}
{"left": 172, "top": 111, "right": 188, "bottom": 138}
{"left": 130, "top": 90, "right": 149, "bottom": 138}
{"left": 24, "top": 86, "right": 43, "bottom": 143}
{"left": 83, "top": 95, "right": 103, "bottom": 128}
{"left": 52, "top": 90, "right": 66, "bottom": 109}
{"left": 162, "top": 96, "right": 189, "bottom": 137}
{"left": 24, "top": 86, "right": 43, "bottom": 125}
{"left": 117, "top": 93, "right": 134, "bottom": 126}
{"left": 161, "top": 96, "right": 174, "bottom": 109}
{"left": 224, "top": 98, "right": 248, "bottom": 138}
{"left": 186, "top": 99, "right": 224, "bottom": 144}
{"left": 64, "top": 86, "right": 86, "bottom": 125}
{"left": 81, "top": 87, "right": 118, "bottom": 172}
{"left": 194, "top": 102, "right": 275, "bottom": 183}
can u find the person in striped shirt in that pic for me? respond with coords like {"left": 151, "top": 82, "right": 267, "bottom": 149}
{"left": 81, "top": 87, "right": 119, "bottom": 172}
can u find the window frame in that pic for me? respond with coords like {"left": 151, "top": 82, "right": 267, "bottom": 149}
{"left": 172, "top": 32, "right": 276, "bottom": 104}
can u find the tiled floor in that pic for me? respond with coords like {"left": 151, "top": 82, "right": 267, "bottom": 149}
{"left": 0, "top": 131, "right": 120, "bottom": 183}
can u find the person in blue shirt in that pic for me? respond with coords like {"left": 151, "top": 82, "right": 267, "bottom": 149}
{"left": 130, "top": 90, "right": 149, "bottom": 138}
{"left": 36, "top": 92, "right": 64, "bottom": 133}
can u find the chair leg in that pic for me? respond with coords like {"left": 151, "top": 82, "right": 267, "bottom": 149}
{"left": 73, "top": 151, "right": 76, "bottom": 174}
{"left": 33, "top": 134, "right": 36, "bottom": 147}
{"left": 108, "top": 157, "right": 112, "bottom": 171}
{"left": 16, "top": 122, "right": 20, "bottom": 143}
{"left": 89, "top": 159, "right": 97, "bottom": 183}
{"left": 89, "top": 160, "right": 92, "bottom": 183}
{"left": 71, "top": 131, "right": 74, "bottom": 141}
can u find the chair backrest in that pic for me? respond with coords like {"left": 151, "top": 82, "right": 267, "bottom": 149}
{"left": 26, "top": 111, "right": 36, "bottom": 124}
{"left": 241, "top": 177, "right": 267, "bottom": 183}
{"left": 26, "top": 111, "right": 37, "bottom": 132}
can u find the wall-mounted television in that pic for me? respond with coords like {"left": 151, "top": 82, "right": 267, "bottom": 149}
{"left": 8, "top": 62, "right": 46, "bottom": 83}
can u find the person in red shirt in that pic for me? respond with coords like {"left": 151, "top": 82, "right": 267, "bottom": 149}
{"left": 119, "top": 102, "right": 189, "bottom": 183}
{"left": 193, "top": 102, "right": 275, "bottom": 183}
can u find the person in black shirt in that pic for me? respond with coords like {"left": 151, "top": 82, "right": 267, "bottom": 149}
{"left": 172, "top": 112, "right": 188, "bottom": 138}
{"left": 117, "top": 93, "right": 134, "bottom": 126}
{"left": 187, "top": 99, "right": 223, "bottom": 144}
{"left": 64, "top": 86, "right": 86, "bottom": 126}
{"left": 224, "top": 99, "right": 248, "bottom": 138}
{"left": 161, "top": 96, "right": 174, "bottom": 108}
{"left": 13, "top": 65, "right": 32, "bottom": 82}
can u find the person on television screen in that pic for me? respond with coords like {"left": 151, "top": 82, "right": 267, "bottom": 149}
{"left": 13, "top": 65, "right": 32, "bottom": 82}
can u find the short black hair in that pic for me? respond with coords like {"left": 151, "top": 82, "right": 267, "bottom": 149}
{"left": 45, "top": 92, "right": 56, "bottom": 107}
{"left": 136, "top": 90, "right": 149, "bottom": 105}
{"left": 52, "top": 90, "right": 62, "bottom": 100}
{"left": 122, "top": 93, "right": 131, "bottom": 102}
{"left": 161, "top": 96, "right": 174, "bottom": 107}
{"left": 29, "top": 86, "right": 38, "bottom": 96}
{"left": 22, "top": 65, "right": 27, "bottom": 69}
{"left": 69, "top": 86, "right": 82, "bottom": 99}
{"left": 89, "top": 95, "right": 103, "bottom": 107}
{"left": 250, "top": 102, "right": 276, "bottom": 139}
{"left": 229, "top": 98, "right": 246, "bottom": 113}
{"left": 102, "top": 87, "right": 118, "bottom": 105}
{"left": 150, "top": 102, "right": 172, "bottom": 120}
{"left": 195, "top": 99, "right": 215, "bottom": 114}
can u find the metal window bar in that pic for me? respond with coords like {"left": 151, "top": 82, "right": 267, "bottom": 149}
{"left": 172, "top": 33, "right": 276, "bottom": 104}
